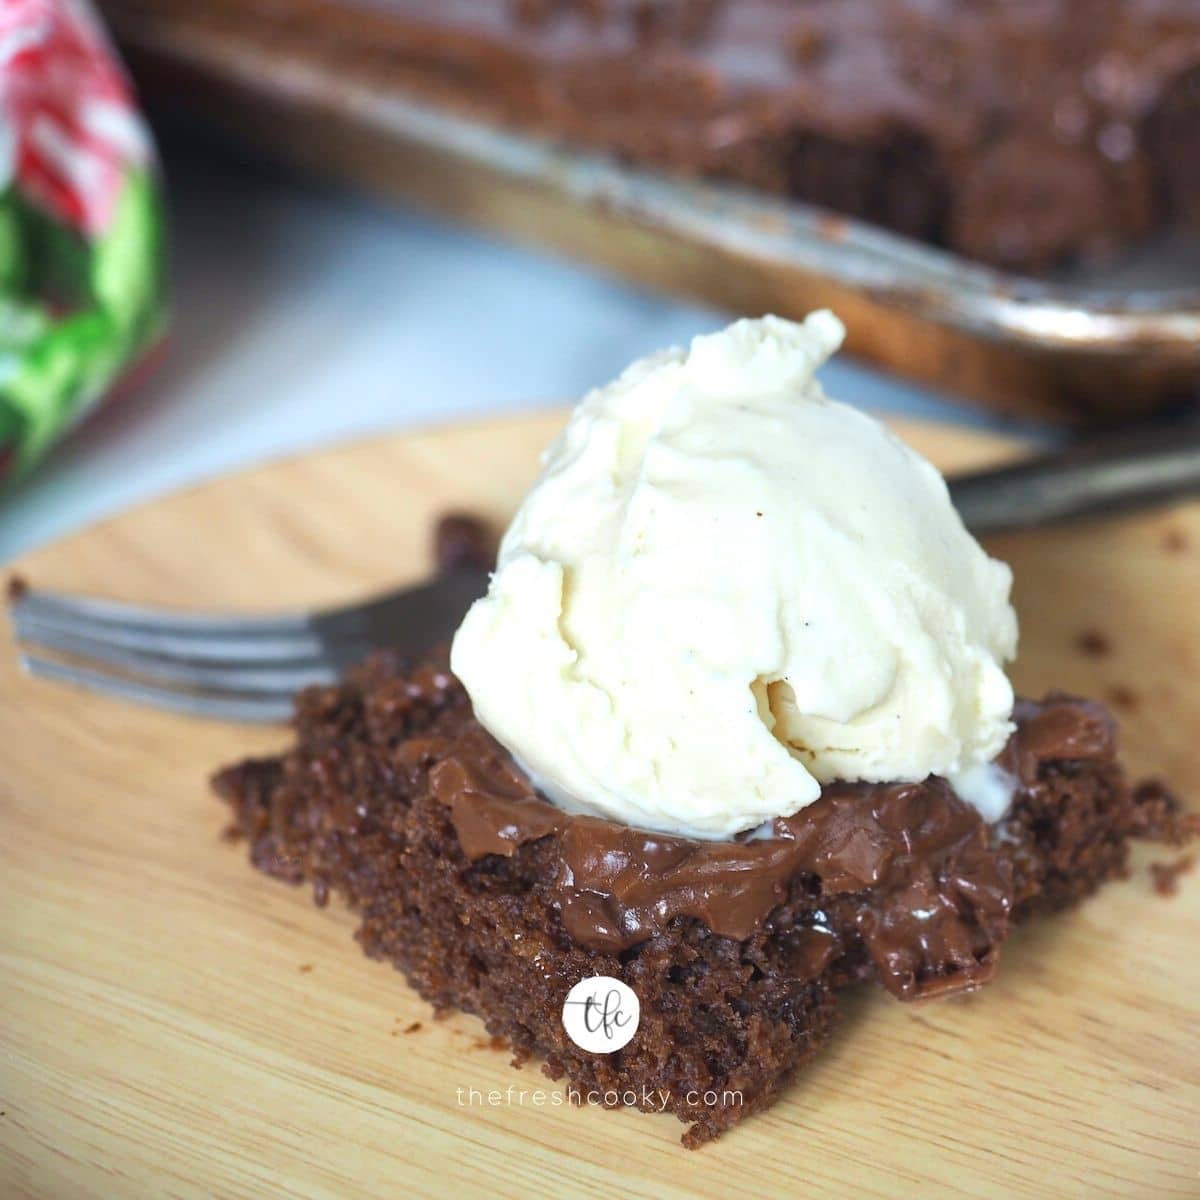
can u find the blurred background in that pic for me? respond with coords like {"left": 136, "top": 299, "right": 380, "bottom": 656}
{"left": 3, "top": 124, "right": 997, "bottom": 563}
{"left": 5, "top": 120, "right": 1020, "bottom": 561}
{"left": 3, "top": 0, "right": 1198, "bottom": 562}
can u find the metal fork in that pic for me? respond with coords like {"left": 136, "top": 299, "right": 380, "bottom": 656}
{"left": 9, "top": 415, "right": 1200, "bottom": 723}
{"left": 8, "top": 568, "right": 489, "bottom": 722}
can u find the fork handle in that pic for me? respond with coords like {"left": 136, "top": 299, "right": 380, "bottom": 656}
{"left": 948, "top": 416, "right": 1200, "bottom": 534}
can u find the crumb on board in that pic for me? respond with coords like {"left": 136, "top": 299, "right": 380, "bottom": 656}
{"left": 472, "top": 1035, "right": 509, "bottom": 1052}
{"left": 6, "top": 574, "right": 28, "bottom": 602}
{"left": 1074, "top": 629, "right": 1111, "bottom": 657}
{"left": 1151, "top": 856, "right": 1195, "bottom": 897}
{"left": 1162, "top": 528, "right": 1189, "bottom": 554}
{"left": 298, "top": 963, "right": 313, "bottom": 974}
{"left": 404, "top": 1021, "right": 423, "bottom": 1034}
{"left": 1107, "top": 685, "right": 1138, "bottom": 711}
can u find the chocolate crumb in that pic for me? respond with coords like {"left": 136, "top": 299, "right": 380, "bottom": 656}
{"left": 433, "top": 512, "right": 495, "bottom": 575}
{"left": 220, "top": 824, "right": 242, "bottom": 843}
{"left": 1163, "top": 528, "right": 1189, "bottom": 553}
{"left": 404, "top": 1021, "right": 423, "bottom": 1034}
{"left": 1107, "top": 685, "right": 1138, "bottom": 711}
{"left": 298, "top": 963, "right": 313, "bottom": 974}
{"left": 1075, "top": 629, "right": 1111, "bottom": 657}
{"left": 1151, "top": 855, "right": 1195, "bottom": 896}
{"left": 6, "top": 574, "right": 29, "bottom": 602}
{"left": 472, "top": 1035, "right": 508, "bottom": 1052}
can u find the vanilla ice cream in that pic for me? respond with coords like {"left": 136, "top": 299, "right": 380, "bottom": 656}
{"left": 451, "top": 312, "right": 1018, "bottom": 841}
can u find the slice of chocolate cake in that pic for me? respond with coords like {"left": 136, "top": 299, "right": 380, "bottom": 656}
{"left": 213, "top": 651, "right": 1195, "bottom": 1147}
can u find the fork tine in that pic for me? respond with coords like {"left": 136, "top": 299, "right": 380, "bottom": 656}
{"left": 19, "top": 652, "right": 297, "bottom": 722}
{"left": 14, "top": 620, "right": 343, "bottom": 692}
{"left": 7, "top": 569, "right": 491, "bottom": 722}
{"left": 11, "top": 605, "right": 331, "bottom": 662}
{"left": 12, "top": 588, "right": 321, "bottom": 638}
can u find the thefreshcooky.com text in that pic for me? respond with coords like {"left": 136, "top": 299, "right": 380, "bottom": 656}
{"left": 456, "top": 1084, "right": 743, "bottom": 1112}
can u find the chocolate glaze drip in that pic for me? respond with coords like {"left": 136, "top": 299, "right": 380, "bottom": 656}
{"left": 414, "top": 691, "right": 1120, "bottom": 999}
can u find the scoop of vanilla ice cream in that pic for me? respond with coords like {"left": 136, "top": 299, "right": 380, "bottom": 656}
{"left": 451, "top": 312, "right": 1018, "bottom": 841}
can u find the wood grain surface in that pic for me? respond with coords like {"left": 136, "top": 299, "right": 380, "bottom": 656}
{"left": 1, "top": 414, "right": 1197, "bottom": 1200}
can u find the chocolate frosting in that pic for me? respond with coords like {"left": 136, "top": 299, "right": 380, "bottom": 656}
{"left": 410, "top": 692, "right": 1119, "bottom": 999}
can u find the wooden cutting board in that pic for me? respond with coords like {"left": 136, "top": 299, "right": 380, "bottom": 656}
{"left": 2, "top": 414, "right": 1197, "bottom": 1200}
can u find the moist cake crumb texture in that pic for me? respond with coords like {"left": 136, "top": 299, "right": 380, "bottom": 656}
{"left": 214, "top": 652, "right": 1195, "bottom": 1146}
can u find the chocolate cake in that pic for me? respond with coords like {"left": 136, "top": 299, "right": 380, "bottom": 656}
{"left": 110, "top": 0, "right": 1200, "bottom": 271}
{"left": 213, "top": 651, "right": 1195, "bottom": 1147}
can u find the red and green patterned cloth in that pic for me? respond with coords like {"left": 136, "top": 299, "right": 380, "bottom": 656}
{"left": 1, "top": 0, "right": 166, "bottom": 483}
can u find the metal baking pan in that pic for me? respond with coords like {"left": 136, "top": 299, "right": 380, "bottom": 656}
{"left": 104, "top": 3, "right": 1200, "bottom": 425}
